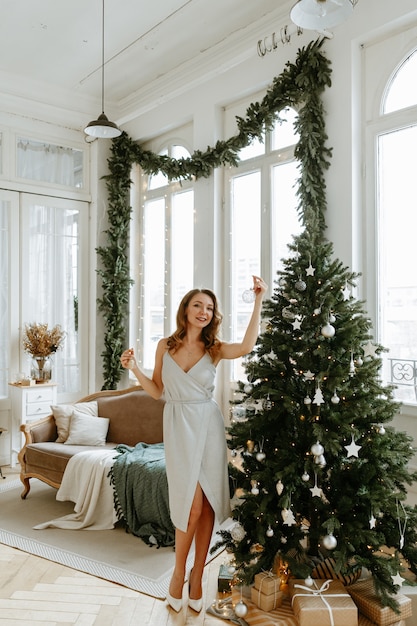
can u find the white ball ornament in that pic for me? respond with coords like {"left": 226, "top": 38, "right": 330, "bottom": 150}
{"left": 235, "top": 601, "right": 248, "bottom": 618}
{"left": 251, "top": 484, "right": 260, "bottom": 495}
{"left": 256, "top": 451, "right": 266, "bottom": 461}
{"left": 331, "top": 391, "right": 340, "bottom": 404}
{"left": 302, "top": 471, "right": 310, "bottom": 482}
{"left": 311, "top": 442, "right": 324, "bottom": 457}
{"left": 322, "top": 533, "right": 337, "bottom": 550}
{"left": 379, "top": 425, "right": 386, "bottom": 435}
{"left": 321, "top": 323, "right": 335, "bottom": 338}
{"left": 244, "top": 383, "right": 253, "bottom": 393}
{"left": 304, "top": 395, "right": 312, "bottom": 405}
{"left": 266, "top": 525, "right": 274, "bottom": 537}
{"left": 329, "top": 313, "right": 336, "bottom": 323}
{"left": 304, "top": 575, "right": 314, "bottom": 587}
{"left": 295, "top": 279, "right": 307, "bottom": 291}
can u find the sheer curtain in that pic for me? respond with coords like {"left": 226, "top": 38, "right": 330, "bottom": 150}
{"left": 17, "top": 139, "right": 83, "bottom": 188}
{"left": 21, "top": 195, "right": 86, "bottom": 397}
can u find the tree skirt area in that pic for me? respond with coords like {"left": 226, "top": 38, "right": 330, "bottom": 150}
{"left": 0, "top": 478, "right": 226, "bottom": 599}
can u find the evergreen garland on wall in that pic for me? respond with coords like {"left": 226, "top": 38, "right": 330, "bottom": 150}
{"left": 98, "top": 38, "right": 331, "bottom": 389}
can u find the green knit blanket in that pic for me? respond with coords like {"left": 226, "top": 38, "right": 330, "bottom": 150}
{"left": 110, "top": 442, "right": 175, "bottom": 547}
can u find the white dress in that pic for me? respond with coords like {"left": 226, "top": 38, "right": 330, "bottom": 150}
{"left": 162, "top": 351, "right": 231, "bottom": 533}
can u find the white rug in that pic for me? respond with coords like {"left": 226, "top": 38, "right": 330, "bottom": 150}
{"left": 0, "top": 478, "right": 227, "bottom": 598}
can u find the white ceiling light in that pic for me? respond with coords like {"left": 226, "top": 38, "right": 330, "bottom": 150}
{"left": 290, "top": 0, "right": 357, "bottom": 31}
{"left": 84, "top": 0, "right": 121, "bottom": 139}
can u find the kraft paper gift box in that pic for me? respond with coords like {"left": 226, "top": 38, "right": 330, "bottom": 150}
{"left": 254, "top": 571, "right": 282, "bottom": 596}
{"left": 251, "top": 585, "right": 284, "bottom": 611}
{"left": 289, "top": 578, "right": 358, "bottom": 626}
{"left": 251, "top": 571, "right": 283, "bottom": 611}
{"left": 347, "top": 578, "right": 412, "bottom": 626}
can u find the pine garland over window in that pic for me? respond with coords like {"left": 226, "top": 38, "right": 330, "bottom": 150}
{"left": 98, "top": 38, "right": 332, "bottom": 389}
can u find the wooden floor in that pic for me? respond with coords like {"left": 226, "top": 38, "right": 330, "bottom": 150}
{"left": 0, "top": 466, "right": 226, "bottom": 626}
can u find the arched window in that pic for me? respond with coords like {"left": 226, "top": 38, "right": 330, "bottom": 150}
{"left": 383, "top": 49, "right": 417, "bottom": 114}
{"left": 129, "top": 137, "right": 194, "bottom": 370}
{"left": 224, "top": 105, "right": 302, "bottom": 381}
{"left": 366, "top": 37, "right": 417, "bottom": 405}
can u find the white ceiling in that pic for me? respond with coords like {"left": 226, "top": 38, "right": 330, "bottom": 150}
{"left": 0, "top": 0, "right": 293, "bottom": 124}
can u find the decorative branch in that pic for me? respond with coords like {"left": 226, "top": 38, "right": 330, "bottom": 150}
{"left": 98, "top": 37, "right": 332, "bottom": 389}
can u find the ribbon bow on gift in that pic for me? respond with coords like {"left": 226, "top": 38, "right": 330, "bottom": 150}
{"left": 291, "top": 579, "right": 350, "bottom": 626}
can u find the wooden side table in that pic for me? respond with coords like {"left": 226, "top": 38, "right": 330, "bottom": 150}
{"left": 8, "top": 382, "right": 57, "bottom": 466}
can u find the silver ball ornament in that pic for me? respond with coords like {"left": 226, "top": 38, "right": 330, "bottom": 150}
{"left": 295, "top": 279, "right": 307, "bottom": 291}
{"left": 231, "top": 522, "right": 246, "bottom": 542}
{"left": 234, "top": 600, "right": 248, "bottom": 618}
{"left": 322, "top": 533, "right": 337, "bottom": 550}
{"left": 256, "top": 451, "right": 266, "bottom": 461}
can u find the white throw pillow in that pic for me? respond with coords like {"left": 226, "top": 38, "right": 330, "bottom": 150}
{"left": 64, "top": 410, "right": 109, "bottom": 446}
{"left": 52, "top": 401, "right": 98, "bottom": 442}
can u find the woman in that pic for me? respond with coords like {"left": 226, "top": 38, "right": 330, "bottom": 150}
{"left": 120, "top": 275, "right": 267, "bottom": 613}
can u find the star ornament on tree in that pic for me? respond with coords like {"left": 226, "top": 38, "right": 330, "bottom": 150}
{"left": 345, "top": 435, "right": 362, "bottom": 458}
{"left": 369, "top": 514, "right": 377, "bottom": 529}
{"left": 392, "top": 572, "right": 404, "bottom": 587}
{"left": 363, "top": 340, "right": 377, "bottom": 358}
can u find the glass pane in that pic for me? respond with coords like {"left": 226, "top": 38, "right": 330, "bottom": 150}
{"left": 0, "top": 200, "right": 9, "bottom": 396}
{"left": 239, "top": 136, "right": 265, "bottom": 161}
{"left": 0, "top": 132, "right": 2, "bottom": 175}
{"left": 171, "top": 189, "right": 194, "bottom": 329}
{"left": 172, "top": 145, "right": 191, "bottom": 160}
{"left": 378, "top": 126, "right": 417, "bottom": 403}
{"left": 25, "top": 203, "right": 81, "bottom": 393}
{"left": 143, "top": 198, "right": 165, "bottom": 369}
{"left": 271, "top": 108, "right": 299, "bottom": 151}
{"left": 17, "top": 138, "right": 84, "bottom": 188}
{"left": 231, "top": 171, "right": 261, "bottom": 380}
{"left": 271, "top": 160, "right": 302, "bottom": 273}
{"left": 384, "top": 50, "right": 417, "bottom": 114}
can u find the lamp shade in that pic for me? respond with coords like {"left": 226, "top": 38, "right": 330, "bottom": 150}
{"left": 84, "top": 112, "right": 121, "bottom": 139}
{"left": 290, "top": 0, "right": 354, "bottom": 30}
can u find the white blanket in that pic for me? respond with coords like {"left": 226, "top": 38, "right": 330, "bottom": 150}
{"left": 34, "top": 448, "right": 120, "bottom": 530}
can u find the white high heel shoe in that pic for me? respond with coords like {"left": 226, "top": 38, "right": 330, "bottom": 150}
{"left": 166, "top": 590, "right": 183, "bottom": 612}
{"left": 188, "top": 569, "right": 203, "bottom": 613}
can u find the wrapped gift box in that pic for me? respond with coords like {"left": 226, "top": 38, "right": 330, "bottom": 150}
{"left": 251, "top": 585, "right": 283, "bottom": 611}
{"left": 254, "top": 571, "right": 282, "bottom": 596}
{"left": 217, "top": 563, "right": 234, "bottom": 593}
{"left": 347, "top": 578, "right": 412, "bottom": 626}
{"left": 289, "top": 578, "right": 358, "bottom": 626}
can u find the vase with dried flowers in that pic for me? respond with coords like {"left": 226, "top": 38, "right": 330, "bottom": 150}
{"left": 22, "top": 323, "right": 65, "bottom": 382}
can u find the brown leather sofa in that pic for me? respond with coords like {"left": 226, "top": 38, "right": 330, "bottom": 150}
{"left": 18, "top": 386, "right": 165, "bottom": 499}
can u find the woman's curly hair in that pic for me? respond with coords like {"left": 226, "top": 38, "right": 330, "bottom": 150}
{"left": 167, "top": 288, "right": 223, "bottom": 358}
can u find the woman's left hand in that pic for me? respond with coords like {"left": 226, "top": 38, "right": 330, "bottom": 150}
{"left": 252, "top": 275, "right": 268, "bottom": 298}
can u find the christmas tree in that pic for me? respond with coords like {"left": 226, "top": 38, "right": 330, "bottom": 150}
{"left": 213, "top": 45, "right": 417, "bottom": 611}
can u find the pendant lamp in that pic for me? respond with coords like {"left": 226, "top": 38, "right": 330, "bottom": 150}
{"left": 84, "top": 0, "right": 121, "bottom": 139}
{"left": 290, "top": 0, "right": 356, "bottom": 31}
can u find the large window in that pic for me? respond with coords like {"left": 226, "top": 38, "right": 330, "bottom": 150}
{"left": 130, "top": 141, "right": 194, "bottom": 370}
{"left": 366, "top": 34, "right": 417, "bottom": 405}
{"left": 225, "top": 106, "right": 302, "bottom": 380}
{"left": 20, "top": 195, "right": 88, "bottom": 398}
